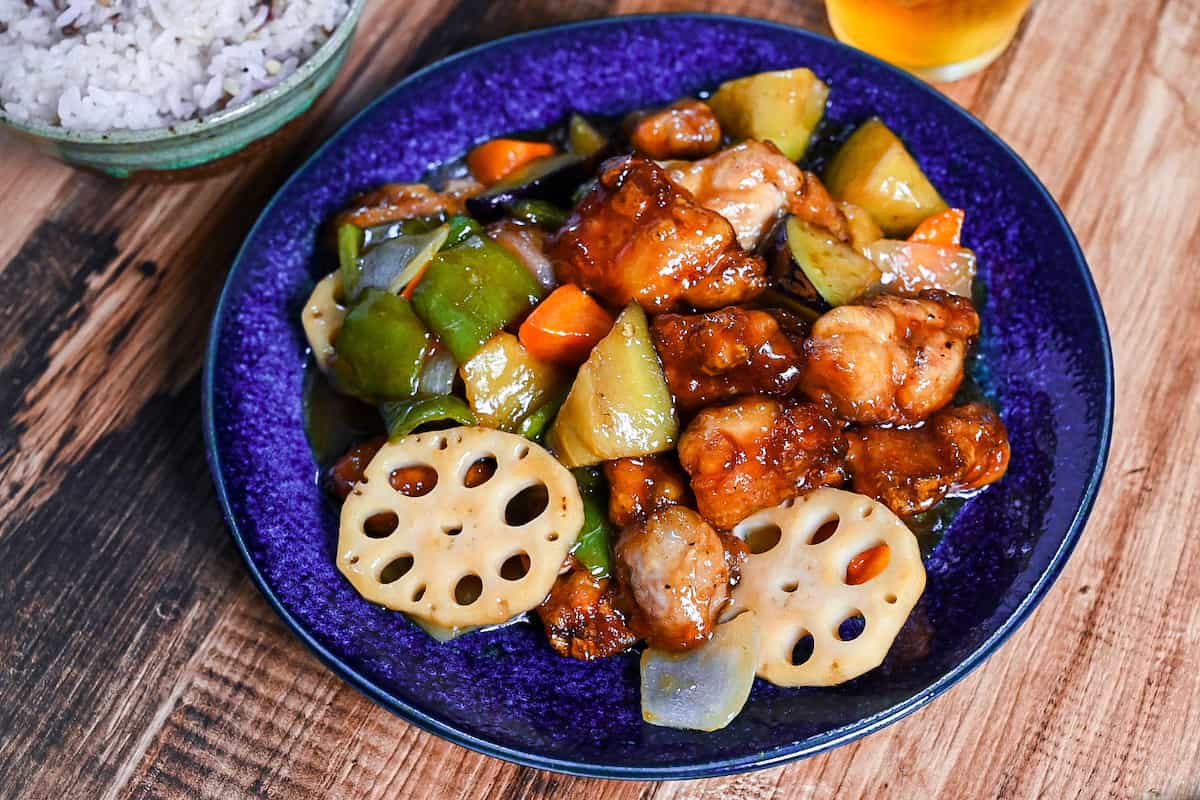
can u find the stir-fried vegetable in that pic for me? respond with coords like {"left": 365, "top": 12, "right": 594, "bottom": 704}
{"left": 411, "top": 234, "right": 545, "bottom": 363}
{"left": 331, "top": 289, "right": 431, "bottom": 401}
{"left": 337, "top": 223, "right": 365, "bottom": 297}
{"left": 517, "top": 391, "right": 566, "bottom": 441}
{"left": 838, "top": 200, "right": 884, "bottom": 253}
{"left": 771, "top": 215, "right": 881, "bottom": 311}
{"left": 505, "top": 199, "right": 569, "bottom": 230}
{"left": 908, "top": 207, "right": 965, "bottom": 246}
{"left": 518, "top": 284, "right": 614, "bottom": 366}
{"left": 467, "top": 139, "right": 558, "bottom": 186}
{"left": 862, "top": 239, "right": 976, "bottom": 297}
{"left": 380, "top": 395, "right": 477, "bottom": 439}
{"left": 467, "top": 153, "right": 592, "bottom": 222}
{"left": 546, "top": 303, "right": 678, "bottom": 468}
{"left": 569, "top": 467, "right": 614, "bottom": 579}
{"left": 640, "top": 611, "right": 761, "bottom": 731}
{"left": 444, "top": 214, "right": 484, "bottom": 247}
{"left": 707, "top": 68, "right": 829, "bottom": 161}
{"left": 301, "top": 271, "right": 346, "bottom": 372}
{"left": 824, "top": 117, "right": 948, "bottom": 236}
{"left": 460, "top": 332, "right": 567, "bottom": 432}
{"left": 567, "top": 113, "right": 608, "bottom": 157}
{"left": 348, "top": 224, "right": 449, "bottom": 303}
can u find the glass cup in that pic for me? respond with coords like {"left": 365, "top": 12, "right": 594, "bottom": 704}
{"left": 825, "top": 0, "right": 1034, "bottom": 82}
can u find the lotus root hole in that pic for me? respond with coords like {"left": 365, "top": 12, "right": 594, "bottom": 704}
{"left": 505, "top": 483, "right": 550, "bottom": 526}
{"left": 837, "top": 612, "right": 867, "bottom": 642}
{"left": 809, "top": 516, "right": 840, "bottom": 545}
{"left": 500, "top": 553, "right": 531, "bottom": 581}
{"left": 411, "top": 584, "right": 426, "bottom": 602}
{"left": 463, "top": 456, "right": 497, "bottom": 488}
{"left": 845, "top": 543, "right": 891, "bottom": 585}
{"left": 379, "top": 555, "right": 413, "bottom": 584}
{"left": 860, "top": 505, "right": 874, "bottom": 519}
{"left": 454, "top": 574, "right": 484, "bottom": 605}
{"left": 780, "top": 579, "right": 799, "bottom": 594}
{"left": 443, "top": 524, "right": 463, "bottom": 537}
{"left": 516, "top": 445, "right": 530, "bottom": 460}
{"left": 364, "top": 512, "right": 399, "bottom": 539}
{"left": 791, "top": 633, "right": 815, "bottom": 665}
{"left": 390, "top": 464, "right": 438, "bottom": 497}
{"left": 435, "top": 437, "right": 448, "bottom": 450}
{"left": 885, "top": 593, "right": 898, "bottom": 604}
{"left": 744, "top": 523, "right": 783, "bottom": 555}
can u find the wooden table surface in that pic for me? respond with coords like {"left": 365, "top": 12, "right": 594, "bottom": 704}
{"left": 2, "top": 1, "right": 1198, "bottom": 797}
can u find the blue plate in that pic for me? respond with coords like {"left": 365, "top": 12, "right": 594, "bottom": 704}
{"left": 204, "top": 14, "right": 1113, "bottom": 780}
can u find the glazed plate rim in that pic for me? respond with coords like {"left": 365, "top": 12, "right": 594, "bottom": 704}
{"left": 202, "top": 13, "right": 1114, "bottom": 781}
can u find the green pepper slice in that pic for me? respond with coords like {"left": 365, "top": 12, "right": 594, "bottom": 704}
{"left": 380, "top": 395, "right": 476, "bottom": 439}
{"left": 444, "top": 214, "right": 484, "bottom": 247}
{"left": 517, "top": 391, "right": 566, "bottom": 441}
{"left": 506, "top": 199, "right": 568, "bottom": 230}
{"left": 411, "top": 234, "right": 544, "bottom": 363}
{"left": 337, "top": 223, "right": 365, "bottom": 298}
{"left": 569, "top": 467, "right": 614, "bottom": 579}
{"left": 331, "top": 289, "right": 431, "bottom": 401}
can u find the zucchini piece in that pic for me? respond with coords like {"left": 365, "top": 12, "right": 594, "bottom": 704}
{"left": 460, "top": 332, "right": 567, "bottom": 432}
{"left": 545, "top": 303, "right": 678, "bottom": 468}
{"left": 707, "top": 67, "right": 829, "bottom": 161}
{"left": 824, "top": 118, "right": 948, "bottom": 237}
{"left": 770, "top": 216, "right": 881, "bottom": 312}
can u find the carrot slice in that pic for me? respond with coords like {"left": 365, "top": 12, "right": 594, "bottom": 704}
{"left": 845, "top": 544, "right": 890, "bottom": 585}
{"left": 908, "top": 208, "right": 965, "bottom": 247}
{"left": 467, "top": 139, "right": 557, "bottom": 186}
{"left": 518, "top": 284, "right": 614, "bottom": 366}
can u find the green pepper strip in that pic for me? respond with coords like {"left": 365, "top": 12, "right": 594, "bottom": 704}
{"left": 380, "top": 395, "right": 476, "bottom": 440}
{"left": 569, "top": 467, "right": 613, "bottom": 579}
{"left": 337, "top": 223, "right": 365, "bottom": 297}
{"left": 506, "top": 199, "right": 568, "bottom": 230}
{"left": 517, "top": 390, "right": 565, "bottom": 441}
{"left": 444, "top": 214, "right": 484, "bottom": 247}
{"left": 331, "top": 289, "right": 431, "bottom": 402}
{"left": 411, "top": 234, "right": 544, "bottom": 363}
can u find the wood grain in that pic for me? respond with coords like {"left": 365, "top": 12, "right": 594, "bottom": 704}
{"left": 1, "top": 0, "right": 1198, "bottom": 797}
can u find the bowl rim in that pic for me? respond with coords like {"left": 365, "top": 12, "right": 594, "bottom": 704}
{"left": 202, "top": 12, "right": 1114, "bottom": 781}
{"left": 0, "top": 0, "right": 367, "bottom": 144}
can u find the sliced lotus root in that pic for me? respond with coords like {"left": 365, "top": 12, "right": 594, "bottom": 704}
{"left": 301, "top": 271, "right": 345, "bottom": 371}
{"left": 337, "top": 427, "right": 584, "bottom": 628}
{"left": 726, "top": 488, "right": 925, "bottom": 687}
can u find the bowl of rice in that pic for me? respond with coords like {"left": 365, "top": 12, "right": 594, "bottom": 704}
{"left": 0, "top": 0, "right": 365, "bottom": 178}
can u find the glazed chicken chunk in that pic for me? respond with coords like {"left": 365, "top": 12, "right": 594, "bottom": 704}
{"left": 678, "top": 397, "right": 848, "bottom": 530}
{"left": 627, "top": 98, "right": 723, "bottom": 160}
{"left": 801, "top": 290, "right": 980, "bottom": 425}
{"left": 603, "top": 454, "right": 692, "bottom": 528}
{"left": 848, "top": 402, "right": 1011, "bottom": 516}
{"left": 614, "top": 505, "right": 733, "bottom": 651}
{"left": 334, "top": 182, "right": 468, "bottom": 229}
{"left": 537, "top": 567, "right": 639, "bottom": 661}
{"left": 665, "top": 140, "right": 850, "bottom": 250}
{"left": 652, "top": 306, "right": 806, "bottom": 412}
{"left": 550, "top": 156, "right": 767, "bottom": 312}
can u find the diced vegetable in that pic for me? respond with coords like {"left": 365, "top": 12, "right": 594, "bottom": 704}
{"left": 337, "top": 223, "right": 365, "bottom": 297}
{"left": 838, "top": 200, "right": 884, "bottom": 253}
{"left": 707, "top": 68, "right": 829, "bottom": 161}
{"left": 331, "top": 289, "right": 431, "bottom": 401}
{"left": 460, "top": 332, "right": 567, "bottom": 432}
{"left": 569, "top": 467, "right": 614, "bottom": 579}
{"left": 466, "top": 153, "right": 593, "bottom": 222}
{"left": 518, "top": 284, "right": 614, "bottom": 367}
{"left": 640, "top": 611, "right": 761, "bottom": 731}
{"left": 771, "top": 215, "right": 881, "bottom": 312}
{"left": 546, "top": 303, "right": 678, "bottom": 468}
{"left": 505, "top": 199, "right": 569, "bottom": 230}
{"left": 380, "top": 395, "right": 476, "bottom": 439}
{"left": 824, "top": 117, "right": 948, "bottom": 236}
{"left": 444, "top": 214, "right": 484, "bottom": 247}
{"left": 411, "top": 234, "right": 545, "bottom": 363}
{"left": 348, "top": 224, "right": 449, "bottom": 303}
{"left": 467, "top": 138, "right": 558, "bottom": 186}
{"left": 908, "top": 207, "right": 965, "bottom": 247}
{"left": 862, "top": 239, "right": 976, "bottom": 297}
{"left": 567, "top": 113, "right": 608, "bottom": 157}
{"left": 517, "top": 391, "right": 566, "bottom": 441}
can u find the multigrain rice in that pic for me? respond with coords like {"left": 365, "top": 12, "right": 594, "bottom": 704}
{"left": 0, "top": 0, "right": 351, "bottom": 131}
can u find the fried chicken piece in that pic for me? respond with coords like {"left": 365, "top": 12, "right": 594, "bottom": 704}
{"left": 614, "top": 506, "right": 732, "bottom": 651}
{"left": 550, "top": 156, "right": 767, "bottom": 312}
{"left": 537, "top": 567, "right": 639, "bottom": 661}
{"left": 627, "top": 98, "right": 722, "bottom": 160}
{"left": 651, "top": 306, "right": 806, "bottom": 412}
{"left": 848, "top": 402, "right": 1011, "bottom": 516}
{"left": 801, "top": 290, "right": 980, "bottom": 425}
{"left": 678, "top": 397, "right": 848, "bottom": 530}
{"left": 603, "top": 454, "right": 692, "bottom": 528}
{"left": 334, "top": 182, "right": 469, "bottom": 229}
{"left": 665, "top": 140, "right": 849, "bottom": 250}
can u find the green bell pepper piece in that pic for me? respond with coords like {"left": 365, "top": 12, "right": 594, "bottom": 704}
{"left": 569, "top": 467, "right": 614, "bottom": 579}
{"left": 380, "top": 395, "right": 476, "bottom": 439}
{"left": 568, "top": 113, "right": 608, "bottom": 158}
{"left": 517, "top": 391, "right": 566, "bottom": 441}
{"left": 506, "top": 199, "right": 568, "bottom": 230}
{"left": 411, "top": 234, "right": 545, "bottom": 363}
{"left": 331, "top": 289, "right": 431, "bottom": 401}
{"left": 444, "top": 214, "right": 484, "bottom": 247}
{"left": 337, "top": 223, "right": 365, "bottom": 298}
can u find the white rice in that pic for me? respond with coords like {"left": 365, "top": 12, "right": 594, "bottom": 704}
{"left": 0, "top": 0, "right": 350, "bottom": 131}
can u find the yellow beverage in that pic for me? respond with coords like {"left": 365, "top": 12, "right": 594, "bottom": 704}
{"left": 825, "top": 0, "right": 1033, "bottom": 81}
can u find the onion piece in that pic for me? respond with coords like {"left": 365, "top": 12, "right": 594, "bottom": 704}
{"left": 640, "top": 610, "right": 761, "bottom": 732}
{"left": 353, "top": 224, "right": 449, "bottom": 301}
{"left": 862, "top": 239, "right": 976, "bottom": 298}
{"left": 488, "top": 220, "right": 556, "bottom": 291}
{"left": 417, "top": 344, "right": 457, "bottom": 396}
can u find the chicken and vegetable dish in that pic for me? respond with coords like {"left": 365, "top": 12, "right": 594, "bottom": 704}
{"left": 301, "top": 67, "right": 1011, "bottom": 732}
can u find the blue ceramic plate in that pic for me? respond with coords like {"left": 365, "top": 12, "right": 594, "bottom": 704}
{"left": 204, "top": 14, "right": 1113, "bottom": 780}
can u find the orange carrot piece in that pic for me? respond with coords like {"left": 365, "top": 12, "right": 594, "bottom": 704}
{"left": 518, "top": 284, "right": 614, "bottom": 366}
{"left": 467, "top": 139, "right": 557, "bottom": 186}
{"left": 908, "top": 208, "right": 965, "bottom": 247}
{"left": 845, "top": 544, "right": 891, "bottom": 585}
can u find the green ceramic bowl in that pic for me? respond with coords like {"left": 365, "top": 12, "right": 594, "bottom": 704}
{"left": 0, "top": 0, "right": 365, "bottom": 179}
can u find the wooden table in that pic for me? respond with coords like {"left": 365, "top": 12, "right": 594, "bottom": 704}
{"left": 2, "top": 1, "right": 1197, "bottom": 797}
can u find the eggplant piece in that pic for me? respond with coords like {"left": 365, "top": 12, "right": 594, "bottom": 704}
{"left": 770, "top": 215, "right": 881, "bottom": 312}
{"left": 707, "top": 68, "right": 829, "bottom": 161}
{"left": 824, "top": 118, "right": 948, "bottom": 237}
{"left": 466, "top": 153, "right": 594, "bottom": 222}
